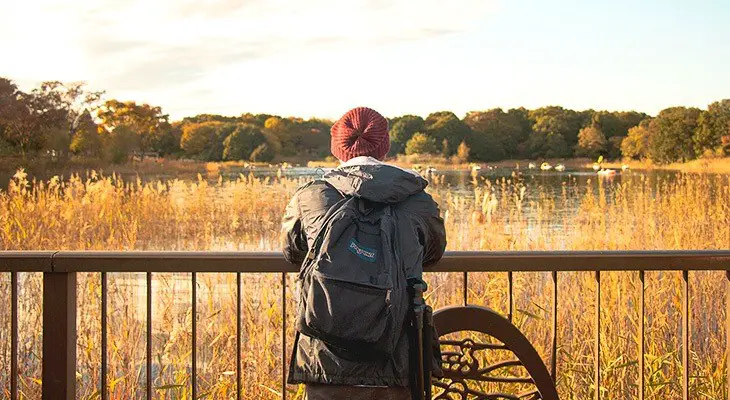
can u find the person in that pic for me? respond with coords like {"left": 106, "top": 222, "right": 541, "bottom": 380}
{"left": 282, "top": 107, "right": 446, "bottom": 400}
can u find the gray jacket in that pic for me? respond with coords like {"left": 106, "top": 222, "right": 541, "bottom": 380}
{"left": 282, "top": 159, "right": 446, "bottom": 387}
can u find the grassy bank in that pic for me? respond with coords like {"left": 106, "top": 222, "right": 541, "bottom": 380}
{"left": 0, "top": 170, "right": 729, "bottom": 399}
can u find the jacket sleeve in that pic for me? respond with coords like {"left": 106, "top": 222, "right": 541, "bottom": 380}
{"left": 401, "top": 192, "right": 446, "bottom": 269}
{"left": 419, "top": 195, "right": 446, "bottom": 269}
{"left": 281, "top": 191, "right": 308, "bottom": 265}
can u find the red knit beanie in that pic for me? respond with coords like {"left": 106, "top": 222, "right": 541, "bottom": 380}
{"left": 330, "top": 107, "right": 390, "bottom": 161}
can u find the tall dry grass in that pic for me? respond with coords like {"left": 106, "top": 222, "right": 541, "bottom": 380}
{"left": 0, "top": 169, "right": 728, "bottom": 399}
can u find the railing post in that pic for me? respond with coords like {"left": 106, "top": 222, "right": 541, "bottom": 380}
{"left": 42, "top": 271, "right": 77, "bottom": 400}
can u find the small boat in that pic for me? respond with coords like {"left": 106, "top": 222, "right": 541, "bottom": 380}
{"left": 426, "top": 166, "right": 437, "bottom": 174}
{"left": 597, "top": 169, "right": 617, "bottom": 176}
{"left": 528, "top": 163, "right": 537, "bottom": 170}
{"left": 540, "top": 162, "right": 553, "bottom": 171}
{"left": 555, "top": 164, "right": 566, "bottom": 172}
{"left": 592, "top": 163, "right": 601, "bottom": 171}
{"left": 621, "top": 164, "right": 630, "bottom": 171}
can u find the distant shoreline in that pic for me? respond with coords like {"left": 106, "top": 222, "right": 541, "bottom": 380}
{"left": 595, "top": 158, "right": 730, "bottom": 174}
{"left": 1, "top": 155, "right": 729, "bottom": 184}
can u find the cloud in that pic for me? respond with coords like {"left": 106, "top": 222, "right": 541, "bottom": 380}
{"left": 0, "top": 0, "right": 495, "bottom": 115}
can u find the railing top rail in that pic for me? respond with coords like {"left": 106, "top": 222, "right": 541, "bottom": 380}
{"left": 0, "top": 251, "right": 56, "bottom": 272}
{"left": 1, "top": 250, "right": 729, "bottom": 272}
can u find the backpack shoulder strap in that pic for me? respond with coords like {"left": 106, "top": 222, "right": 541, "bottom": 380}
{"left": 301, "top": 194, "right": 351, "bottom": 264}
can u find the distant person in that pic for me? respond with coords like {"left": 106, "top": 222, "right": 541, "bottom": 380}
{"left": 282, "top": 107, "right": 446, "bottom": 399}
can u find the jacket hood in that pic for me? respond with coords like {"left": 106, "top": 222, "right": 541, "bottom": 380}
{"left": 323, "top": 162, "right": 428, "bottom": 204}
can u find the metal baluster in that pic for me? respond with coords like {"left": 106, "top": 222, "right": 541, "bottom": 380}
{"left": 101, "top": 272, "right": 108, "bottom": 400}
{"left": 595, "top": 271, "right": 601, "bottom": 400}
{"left": 281, "top": 273, "right": 287, "bottom": 400}
{"left": 551, "top": 270, "right": 558, "bottom": 381}
{"left": 682, "top": 270, "right": 689, "bottom": 400}
{"left": 463, "top": 271, "right": 468, "bottom": 306}
{"left": 507, "top": 271, "right": 513, "bottom": 322}
{"left": 638, "top": 270, "right": 644, "bottom": 400}
{"left": 192, "top": 272, "right": 197, "bottom": 400}
{"left": 147, "top": 272, "right": 153, "bottom": 400}
{"left": 11, "top": 272, "right": 18, "bottom": 400}
{"left": 237, "top": 272, "right": 242, "bottom": 400}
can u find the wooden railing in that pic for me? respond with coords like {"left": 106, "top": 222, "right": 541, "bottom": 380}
{"left": 1, "top": 250, "right": 730, "bottom": 400}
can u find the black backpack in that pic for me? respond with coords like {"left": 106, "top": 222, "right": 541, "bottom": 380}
{"left": 295, "top": 195, "right": 409, "bottom": 360}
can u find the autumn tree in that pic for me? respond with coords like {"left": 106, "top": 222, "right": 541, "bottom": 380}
{"left": 0, "top": 79, "right": 62, "bottom": 155}
{"left": 621, "top": 120, "right": 654, "bottom": 159}
{"left": 180, "top": 121, "right": 223, "bottom": 159}
{"left": 455, "top": 141, "right": 470, "bottom": 163}
{"left": 574, "top": 126, "right": 607, "bottom": 158}
{"left": 97, "top": 100, "right": 174, "bottom": 154}
{"left": 69, "top": 111, "right": 101, "bottom": 156}
{"left": 405, "top": 133, "right": 438, "bottom": 155}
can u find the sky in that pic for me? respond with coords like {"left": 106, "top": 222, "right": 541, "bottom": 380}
{"left": 1, "top": 0, "right": 728, "bottom": 120}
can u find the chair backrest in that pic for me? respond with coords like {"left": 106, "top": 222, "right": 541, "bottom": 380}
{"left": 431, "top": 305, "right": 559, "bottom": 400}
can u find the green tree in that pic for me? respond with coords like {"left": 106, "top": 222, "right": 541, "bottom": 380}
{"left": 469, "top": 131, "right": 506, "bottom": 161}
{"left": 524, "top": 132, "right": 548, "bottom": 158}
{"left": 649, "top": 107, "right": 701, "bottom": 163}
{"left": 529, "top": 106, "right": 583, "bottom": 151}
{"left": 424, "top": 112, "right": 471, "bottom": 156}
{"left": 574, "top": 126, "right": 607, "bottom": 158}
{"left": 405, "top": 132, "right": 438, "bottom": 155}
{"left": 222, "top": 124, "right": 267, "bottom": 161}
{"left": 621, "top": 120, "right": 654, "bottom": 159}
{"left": 522, "top": 131, "right": 569, "bottom": 158}
{"left": 464, "top": 109, "right": 527, "bottom": 158}
{"left": 589, "top": 111, "right": 648, "bottom": 138}
{"left": 389, "top": 115, "right": 424, "bottom": 155}
{"left": 607, "top": 136, "right": 625, "bottom": 159}
{"left": 103, "top": 125, "right": 139, "bottom": 163}
{"left": 545, "top": 133, "right": 570, "bottom": 158}
{"left": 694, "top": 99, "right": 730, "bottom": 155}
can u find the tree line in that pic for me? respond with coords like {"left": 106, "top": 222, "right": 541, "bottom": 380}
{"left": 1, "top": 77, "right": 728, "bottom": 164}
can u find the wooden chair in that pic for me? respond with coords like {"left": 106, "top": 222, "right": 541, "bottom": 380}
{"left": 431, "top": 306, "right": 559, "bottom": 400}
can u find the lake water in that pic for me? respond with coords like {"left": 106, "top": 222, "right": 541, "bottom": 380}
{"left": 4, "top": 163, "right": 724, "bottom": 237}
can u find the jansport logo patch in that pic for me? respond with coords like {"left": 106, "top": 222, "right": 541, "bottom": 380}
{"left": 348, "top": 239, "right": 377, "bottom": 263}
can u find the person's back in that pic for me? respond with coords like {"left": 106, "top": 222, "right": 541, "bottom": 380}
{"left": 282, "top": 107, "right": 446, "bottom": 399}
